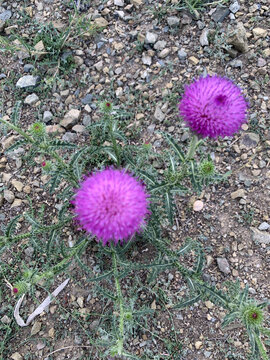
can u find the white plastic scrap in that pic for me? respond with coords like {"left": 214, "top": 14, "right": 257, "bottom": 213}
{"left": 14, "top": 278, "right": 70, "bottom": 327}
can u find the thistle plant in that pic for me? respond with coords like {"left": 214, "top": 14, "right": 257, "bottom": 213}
{"left": 0, "top": 74, "right": 269, "bottom": 359}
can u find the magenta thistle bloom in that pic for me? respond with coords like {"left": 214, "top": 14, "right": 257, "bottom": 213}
{"left": 179, "top": 75, "right": 248, "bottom": 138}
{"left": 73, "top": 169, "right": 149, "bottom": 246}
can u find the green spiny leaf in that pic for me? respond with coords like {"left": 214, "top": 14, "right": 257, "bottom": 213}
{"left": 177, "top": 239, "right": 194, "bottom": 256}
{"left": 5, "top": 139, "right": 29, "bottom": 152}
{"left": 163, "top": 133, "right": 185, "bottom": 162}
{"left": 48, "top": 139, "right": 77, "bottom": 149}
{"left": 165, "top": 191, "right": 174, "bottom": 225}
{"left": 172, "top": 294, "right": 201, "bottom": 309}
{"left": 87, "top": 270, "right": 114, "bottom": 282}
{"left": 238, "top": 285, "right": 249, "bottom": 306}
{"left": 197, "top": 282, "right": 229, "bottom": 308}
{"left": 5, "top": 214, "right": 21, "bottom": 238}
{"left": 221, "top": 311, "right": 240, "bottom": 328}
{"left": 253, "top": 332, "right": 269, "bottom": 360}
{"left": 102, "top": 146, "right": 118, "bottom": 163}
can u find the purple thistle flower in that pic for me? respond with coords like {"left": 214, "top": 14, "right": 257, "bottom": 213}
{"left": 73, "top": 169, "right": 150, "bottom": 246}
{"left": 179, "top": 75, "right": 248, "bottom": 138}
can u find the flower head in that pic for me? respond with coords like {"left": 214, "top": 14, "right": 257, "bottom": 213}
{"left": 100, "top": 100, "right": 113, "bottom": 114}
{"left": 179, "top": 75, "right": 248, "bottom": 138}
{"left": 73, "top": 169, "right": 150, "bottom": 246}
{"left": 30, "top": 122, "right": 46, "bottom": 137}
{"left": 199, "top": 160, "right": 215, "bottom": 177}
{"left": 241, "top": 304, "right": 264, "bottom": 328}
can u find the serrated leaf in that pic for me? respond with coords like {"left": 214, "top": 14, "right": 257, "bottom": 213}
{"left": 253, "top": 332, "right": 269, "bottom": 360}
{"left": 150, "top": 182, "right": 169, "bottom": 193}
{"left": 169, "top": 154, "right": 176, "bottom": 172}
{"left": 24, "top": 213, "right": 43, "bottom": 229}
{"left": 11, "top": 100, "right": 22, "bottom": 126}
{"left": 102, "top": 146, "right": 118, "bottom": 163}
{"left": 260, "top": 328, "right": 270, "bottom": 338}
{"left": 46, "top": 229, "right": 58, "bottom": 255}
{"left": 113, "top": 130, "right": 127, "bottom": 143}
{"left": 69, "top": 146, "right": 90, "bottom": 166}
{"left": 177, "top": 240, "right": 194, "bottom": 256}
{"left": 172, "top": 294, "right": 201, "bottom": 309}
{"left": 165, "top": 191, "right": 173, "bottom": 225}
{"left": 87, "top": 270, "right": 114, "bottom": 282}
{"left": 221, "top": 311, "right": 240, "bottom": 328}
{"left": 186, "top": 277, "right": 196, "bottom": 292}
{"left": 163, "top": 133, "right": 185, "bottom": 162}
{"left": 48, "top": 139, "right": 77, "bottom": 149}
{"left": 5, "top": 139, "right": 28, "bottom": 152}
{"left": 137, "top": 170, "right": 157, "bottom": 186}
{"left": 48, "top": 172, "right": 62, "bottom": 193}
{"left": 5, "top": 214, "right": 21, "bottom": 238}
{"left": 197, "top": 283, "right": 229, "bottom": 308}
{"left": 238, "top": 285, "right": 249, "bottom": 306}
{"left": 193, "top": 249, "right": 205, "bottom": 274}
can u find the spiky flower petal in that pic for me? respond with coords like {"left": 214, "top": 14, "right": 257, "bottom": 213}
{"left": 73, "top": 169, "right": 150, "bottom": 246}
{"left": 179, "top": 75, "right": 248, "bottom": 138}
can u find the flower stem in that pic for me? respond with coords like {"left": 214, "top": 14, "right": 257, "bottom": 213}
{"left": 186, "top": 134, "right": 200, "bottom": 160}
{"left": 0, "top": 117, "right": 34, "bottom": 143}
{"left": 109, "top": 121, "right": 120, "bottom": 167}
{"left": 112, "top": 249, "right": 124, "bottom": 355}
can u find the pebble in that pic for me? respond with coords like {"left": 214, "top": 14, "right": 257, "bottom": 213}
{"left": 24, "top": 93, "right": 39, "bottom": 105}
{"left": 1, "top": 315, "right": 11, "bottom": 324}
{"left": 167, "top": 16, "right": 180, "bottom": 27}
{"left": 31, "top": 321, "right": 42, "bottom": 336}
{"left": 94, "top": 17, "right": 108, "bottom": 27}
{"left": 241, "top": 132, "right": 260, "bottom": 148}
{"left": 23, "top": 64, "right": 34, "bottom": 73}
{"left": 158, "top": 48, "right": 170, "bottom": 58}
{"left": 251, "top": 228, "right": 270, "bottom": 245}
{"left": 229, "top": 1, "right": 240, "bottom": 13}
{"left": 195, "top": 341, "right": 203, "bottom": 349}
{"left": 24, "top": 246, "right": 34, "bottom": 257}
{"left": 114, "top": 0, "right": 124, "bottom": 6}
{"left": 0, "top": 10, "right": 12, "bottom": 21}
{"left": 257, "top": 58, "right": 266, "bottom": 67}
{"left": 83, "top": 115, "right": 91, "bottom": 126}
{"left": 227, "top": 22, "right": 248, "bottom": 53}
{"left": 258, "top": 222, "right": 270, "bottom": 231}
{"left": 74, "top": 334, "right": 83, "bottom": 344}
{"left": 178, "top": 49, "right": 187, "bottom": 60}
{"left": 217, "top": 257, "right": 231, "bottom": 274}
{"left": 145, "top": 31, "right": 158, "bottom": 44}
{"left": 231, "top": 189, "right": 245, "bottom": 199}
{"left": 252, "top": 27, "right": 267, "bottom": 38}
{"left": 154, "top": 40, "right": 167, "bottom": 51}
{"left": 211, "top": 5, "right": 230, "bottom": 23}
{"left": 60, "top": 109, "right": 81, "bottom": 129}
{"left": 230, "top": 59, "right": 242, "bottom": 68}
{"left": 81, "top": 94, "right": 93, "bottom": 105}
{"left": 11, "top": 179, "right": 24, "bottom": 192}
{"left": 62, "top": 132, "right": 77, "bottom": 142}
{"left": 189, "top": 56, "right": 199, "bottom": 65}
{"left": 16, "top": 75, "right": 40, "bottom": 88}
{"left": 4, "top": 189, "right": 15, "bottom": 203}
{"left": 43, "top": 110, "right": 53, "bottom": 123}
{"left": 11, "top": 353, "right": 23, "bottom": 360}
{"left": 200, "top": 28, "right": 209, "bottom": 46}
{"left": 154, "top": 106, "right": 165, "bottom": 122}
{"left": 142, "top": 54, "right": 152, "bottom": 65}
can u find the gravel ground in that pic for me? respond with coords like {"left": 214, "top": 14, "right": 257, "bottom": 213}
{"left": 0, "top": 0, "right": 269, "bottom": 359}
